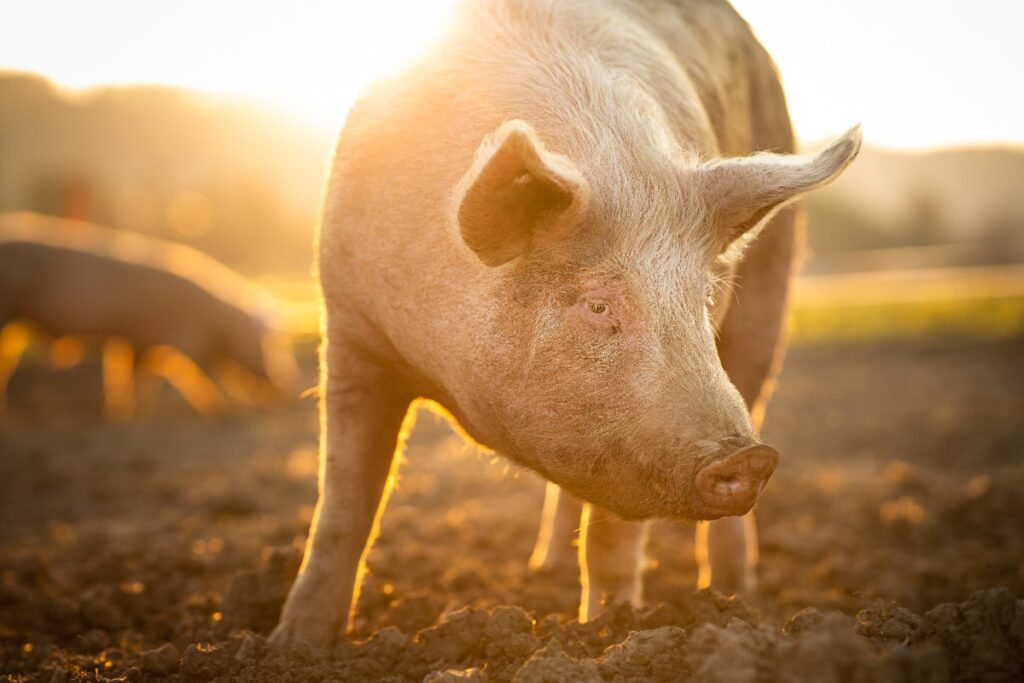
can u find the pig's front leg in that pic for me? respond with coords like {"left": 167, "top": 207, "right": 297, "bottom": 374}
{"left": 270, "top": 340, "right": 412, "bottom": 649}
{"left": 578, "top": 504, "right": 648, "bottom": 622}
{"left": 528, "top": 482, "right": 583, "bottom": 571}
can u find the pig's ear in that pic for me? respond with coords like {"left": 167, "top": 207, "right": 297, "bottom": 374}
{"left": 696, "top": 125, "right": 861, "bottom": 253}
{"left": 453, "top": 120, "right": 589, "bottom": 267}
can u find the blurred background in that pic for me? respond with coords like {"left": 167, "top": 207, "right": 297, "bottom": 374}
{"left": 1, "top": 0, "right": 1022, "bottom": 339}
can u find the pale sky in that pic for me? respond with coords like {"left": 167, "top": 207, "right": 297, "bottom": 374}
{"left": 1, "top": 0, "right": 1022, "bottom": 150}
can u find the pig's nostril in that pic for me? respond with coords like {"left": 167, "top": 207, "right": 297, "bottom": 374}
{"left": 694, "top": 444, "right": 780, "bottom": 517}
{"left": 714, "top": 476, "right": 742, "bottom": 494}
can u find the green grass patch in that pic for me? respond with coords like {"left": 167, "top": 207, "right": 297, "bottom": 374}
{"left": 791, "top": 295, "right": 1024, "bottom": 342}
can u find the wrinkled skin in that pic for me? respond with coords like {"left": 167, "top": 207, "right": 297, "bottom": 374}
{"left": 272, "top": 0, "right": 859, "bottom": 648}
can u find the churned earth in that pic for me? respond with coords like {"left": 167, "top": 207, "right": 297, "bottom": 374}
{"left": 1, "top": 336, "right": 1022, "bottom": 682}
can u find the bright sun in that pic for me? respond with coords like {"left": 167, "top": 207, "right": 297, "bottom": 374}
{"left": 0, "top": 1, "right": 459, "bottom": 132}
{"left": 2, "top": 0, "right": 1023, "bottom": 149}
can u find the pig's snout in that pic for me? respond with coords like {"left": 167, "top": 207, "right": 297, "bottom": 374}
{"left": 694, "top": 444, "right": 779, "bottom": 518}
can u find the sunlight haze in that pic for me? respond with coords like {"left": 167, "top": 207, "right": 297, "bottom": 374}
{"left": 2, "top": 0, "right": 1022, "bottom": 149}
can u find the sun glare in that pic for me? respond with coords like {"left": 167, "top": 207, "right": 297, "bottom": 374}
{"left": 0, "top": 1, "right": 459, "bottom": 133}
{"left": 1, "top": 1, "right": 1022, "bottom": 148}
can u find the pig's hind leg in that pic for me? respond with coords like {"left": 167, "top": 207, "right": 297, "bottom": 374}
{"left": 102, "top": 338, "right": 137, "bottom": 420}
{"left": 528, "top": 482, "right": 583, "bottom": 571}
{"left": 271, "top": 334, "right": 414, "bottom": 649}
{"left": 532, "top": 485, "right": 648, "bottom": 621}
{"left": 0, "top": 322, "right": 31, "bottom": 413}
{"left": 579, "top": 504, "right": 648, "bottom": 621}
{"left": 700, "top": 204, "right": 800, "bottom": 594}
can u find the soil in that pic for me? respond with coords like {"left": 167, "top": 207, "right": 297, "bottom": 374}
{"left": 1, "top": 336, "right": 1023, "bottom": 682}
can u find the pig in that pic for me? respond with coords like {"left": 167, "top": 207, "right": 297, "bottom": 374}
{"left": 271, "top": 0, "right": 859, "bottom": 647}
{"left": 0, "top": 213, "right": 295, "bottom": 412}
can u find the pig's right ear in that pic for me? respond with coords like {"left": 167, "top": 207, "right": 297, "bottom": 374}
{"left": 695, "top": 125, "right": 862, "bottom": 255}
{"left": 452, "top": 120, "right": 589, "bottom": 267}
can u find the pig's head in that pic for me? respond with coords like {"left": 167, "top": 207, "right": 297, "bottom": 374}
{"left": 214, "top": 298, "right": 298, "bottom": 400}
{"left": 451, "top": 119, "right": 860, "bottom": 520}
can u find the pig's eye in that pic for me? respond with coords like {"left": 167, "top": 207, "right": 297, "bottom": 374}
{"left": 578, "top": 293, "right": 619, "bottom": 331}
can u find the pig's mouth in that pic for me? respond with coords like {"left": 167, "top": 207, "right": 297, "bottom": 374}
{"left": 537, "top": 443, "right": 780, "bottom": 522}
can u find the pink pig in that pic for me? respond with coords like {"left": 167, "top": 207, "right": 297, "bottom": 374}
{"left": 273, "top": 0, "right": 859, "bottom": 647}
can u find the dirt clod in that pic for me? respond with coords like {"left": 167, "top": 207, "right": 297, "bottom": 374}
{"left": 510, "top": 641, "right": 601, "bottom": 683}
{"left": 914, "top": 588, "right": 1024, "bottom": 682}
{"left": 599, "top": 626, "right": 689, "bottom": 682}
{"left": 424, "top": 667, "right": 489, "bottom": 682}
{"left": 140, "top": 642, "right": 180, "bottom": 675}
{"left": 782, "top": 607, "right": 825, "bottom": 636}
{"left": 181, "top": 642, "right": 234, "bottom": 680}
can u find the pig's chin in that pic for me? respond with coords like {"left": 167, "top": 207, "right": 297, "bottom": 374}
{"left": 572, "top": 489, "right": 665, "bottom": 521}
{"left": 513, "top": 448, "right": 750, "bottom": 521}
{"left": 565, "top": 482, "right": 757, "bottom": 522}
{"left": 548, "top": 473, "right": 707, "bottom": 522}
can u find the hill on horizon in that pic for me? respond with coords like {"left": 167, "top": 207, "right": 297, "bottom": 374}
{"left": 0, "top": 72, "right": 331, "bottom": 275}
{"left": 2, "top": 72, "right": 1022, "bottom": 274}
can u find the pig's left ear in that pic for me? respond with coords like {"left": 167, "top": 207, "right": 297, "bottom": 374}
{"left": 696, "top": 125, "right": 862, "bottom": 253}
{"left": 453, "top": 120, "right": 589, "bottom": 267}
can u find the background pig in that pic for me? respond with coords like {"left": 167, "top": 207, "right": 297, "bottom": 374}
{"left": 0, "top": 213, "right": 295, "bottom": 414}
{"left": 272, "top": 0, "right": 859, "bottom": 647}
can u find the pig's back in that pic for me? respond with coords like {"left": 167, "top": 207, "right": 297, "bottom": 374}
{"left": 0, "top": 239, "right": 217, "bottom": 350}
{"left": 620, "top": 0, "right": 795, "bottom": 155}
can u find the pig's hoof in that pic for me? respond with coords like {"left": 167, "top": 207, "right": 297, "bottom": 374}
{"left": 268, "top": 617, "right": 341, "bottom": 651}
{"left": 581, "top": 594, "right": 642, "bottom": 623}
{"left": 708, "top": 565, "right": 759, "bottom": 597}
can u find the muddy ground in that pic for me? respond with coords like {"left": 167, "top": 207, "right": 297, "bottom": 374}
{"left": 1, "top": 336, "right": 1023, "bottom": 682}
